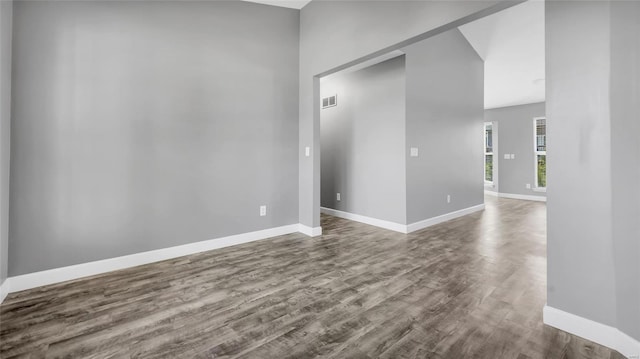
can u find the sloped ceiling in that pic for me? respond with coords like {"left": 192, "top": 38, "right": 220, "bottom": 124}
{"left": 245, "top": 0, "right": 543, "bottom": 109}
{"left": 459, "top": 0, "right": 545, "bottom": 109}
{"left": 243, "top": 0, "right": 311, "bottom": 10}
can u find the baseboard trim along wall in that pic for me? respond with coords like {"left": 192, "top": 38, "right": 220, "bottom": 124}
{"left": 406, "top": 204, "right": 486, "bottom": 233}
{"left": 2, "top": 223, "right": 318, "bottom": 297}
{"left": 0, "top": 203, "right": 482, "bottom": 300}
{"left": 321, "top": 204, "right": 485, "bottom": 234}
{"left": 298, "top": 224, "right": 323, "bottom": 237}
{"left": 484, "top": 190, "right": 546, "bottom": 202}
{"left": 320, "top": 207, "right": 407, "bottom": 233}
{"left": 0, "top": 279, "right": 8, "bottom": 303}
{"left": 543, "top": 305, "right": 640, "bottom": 359}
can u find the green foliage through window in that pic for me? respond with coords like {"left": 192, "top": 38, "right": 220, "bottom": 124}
{"left": 484, "top": 123, "right": 493, "bottom": 183}
{"left": 537, "top": 155, "right": 546, "bottom": 188}
{"left": 485, "top": 155, "right": 493, "bottom": 182}
{"left": 535, "top": 118, "right": 546, "bottom": 188}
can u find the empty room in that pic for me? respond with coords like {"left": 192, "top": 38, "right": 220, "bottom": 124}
{"left": 0, "top": 0, "right": 638, "bottom": 358}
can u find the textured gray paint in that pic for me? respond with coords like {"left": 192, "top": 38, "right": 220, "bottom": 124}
{"left": 10, "top": 1, "right": 299, "bottom": 276}
{"left": 404, "top": 29, "right": 484, "bottom": 224}
{"left": 610, "top": 1, "right": 640, "bottom": 341}
{"left": 299, "top": 1, "right": 509, "bottom": 228}
{"left": 0, "top": 0, "right": 12, "bottom": 285}
{"left": 484, "top": 102, "right": 546, "bottom": 197}
{"left": 546, "top": 0, "right": 618, "bottom": 329}
{"left": 320, "top": 57, "right": 406, "bottom": 224}
{"left": 547, "top": 1, "right": 640, "bottom": 342}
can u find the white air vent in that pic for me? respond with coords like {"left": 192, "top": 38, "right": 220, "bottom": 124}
{"left": 322, "top": 95, "right": 337, "bottom": 109}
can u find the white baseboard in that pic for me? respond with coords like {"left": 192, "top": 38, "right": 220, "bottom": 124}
{"left": 4, "top": 224, "right": 302, "bottom": 296}
{"left": 485, "top": 190, "right": 546, "bottom": 202}
{"left": 406, "top": 204, "right": 485, "bottom": 233}
{"left": 320, "top": 207, "right": 407, "bottom": 233}
{"left": 298, "top": 224, "right": 322, "bottom": 237}
{"left": 543, "top": 305, "right": 640, "bottom": 358}
{"left": 0, "top": 279, "right": 8, "bottom": 303}
{"left": 499, "top": 192, "right": 546, "bottom": 202}
{"left": 484, "top": 190, "right": 499, "bottom": 197}
{"left": 321, "top": 204, "right": 485, "bottom": 234}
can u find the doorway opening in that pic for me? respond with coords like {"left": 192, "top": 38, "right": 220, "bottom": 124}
{"left": 458, "top": 0, "right": 546, "bottom": 201}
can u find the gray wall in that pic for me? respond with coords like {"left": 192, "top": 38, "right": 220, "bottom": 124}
{"left": 320, "top": 57, "right": 406, "bottom": 224}
{"left": 547, "top": 0, "right": 640, "bottom": 341}
{"left": 10, "top": 1, "right": 300, "bottom": 276}
{"left": 546, "top": 0, "right": 616, "bottom": 330}
{"left": 404, "top": 29, "right": 484, "bottom": 224}
{"left": 610, "top": 0, "right": 640, "bottom": 341}
{"left": 299, "top": 1, "right": 510, "bottom": 228}
{"left": 484, "top": 102, "right": 546, "bottom": 197}
{"left": 0, "top": 0, "right": 12, "bottom": 285}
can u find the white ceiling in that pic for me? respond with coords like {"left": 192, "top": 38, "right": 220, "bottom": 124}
{"left": 243, "top": 0, "right": 311, "bottom": 10}
{"left": 459, "top": 0, "right": 545, "bottom": 109}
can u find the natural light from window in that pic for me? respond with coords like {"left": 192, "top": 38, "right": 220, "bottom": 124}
{"left": 484, "top": 122, "right": 493, "bottom": 184}
{"left": 535, "top": 117, "right": 546, "bottom": 189}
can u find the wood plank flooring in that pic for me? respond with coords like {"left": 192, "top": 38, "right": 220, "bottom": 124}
{"left": 0, "top": 197, "right": 624, "bottom": 358}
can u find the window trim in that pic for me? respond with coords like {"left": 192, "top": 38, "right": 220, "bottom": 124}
{"left": 533, "top": 117, "right": 547, "bottom": 192}
{"left": 484, "top": 122, "right": 494, "bottom": 186}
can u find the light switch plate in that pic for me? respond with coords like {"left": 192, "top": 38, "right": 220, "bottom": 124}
{"left": 504, "top": 154, "right": 510, "bottom": 159}
{"left": 510, "top": 154, "right": 515, "bottom": 159}
{"left": 305, "top": 147, "right": 310, "bottom": 157}
{"left": 410, "top": 147, "right": 419, "bottom": 157}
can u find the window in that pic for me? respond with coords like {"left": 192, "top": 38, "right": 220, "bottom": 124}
{"left": 534, "top": 117, "right": 546, "bottom": 189}
{"left": 484, "top": 122, "right": 493, "bottom": 183}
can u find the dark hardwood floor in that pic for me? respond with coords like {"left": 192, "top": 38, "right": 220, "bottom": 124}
{"left": 0, "top": 196, "right": 624, "bottom": 358}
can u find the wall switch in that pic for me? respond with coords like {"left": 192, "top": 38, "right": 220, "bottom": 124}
{"left": 410, "top": 147, "right": 419, "bottom": 157}
{"left": 510, "top": 154, "right": 515, "bottom": 159}
{"left": 504, "top": 154, "right": 510, "bottom": 159}
{"left": 447, "top": 195, "right": 451, "bottom": 203}
{"left": 260, "top": 205, "right": 267, "bottom": 216}
{"left": 305, "top": 147, "right": 310, "bottom": 157}
{"left": 526, "top": 183, "right": 531, "bottom": 189}
{"left": 336, "top": 193, "right": 341, "bottom": 201}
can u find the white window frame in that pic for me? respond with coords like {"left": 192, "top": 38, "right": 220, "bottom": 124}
{"left": 484, "top": 122, "right": 494, "bottom": 186}
{"left": 533, "top": 117, "right": 547, "bottom": 192}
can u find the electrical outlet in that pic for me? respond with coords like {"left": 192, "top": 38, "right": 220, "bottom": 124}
{"left": 447, "top": 195, "right": 451, "bottom": 203}
{"left": 336, "top": 193, "right": 341, "bottom": 201}
{"left": 526, "top": 183, "right": 531, "bottom": 189}
{"left": 504, "top": 154, "right": 510, "bottom": 159}
{"left": 260, "top": 205, "right": 267, "bottom": 216}
{"left": 410, "top": 147, "right": 419, "bottom": 157}
{"left": 510, "top": 154, "right": 515, "bottom": 159}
